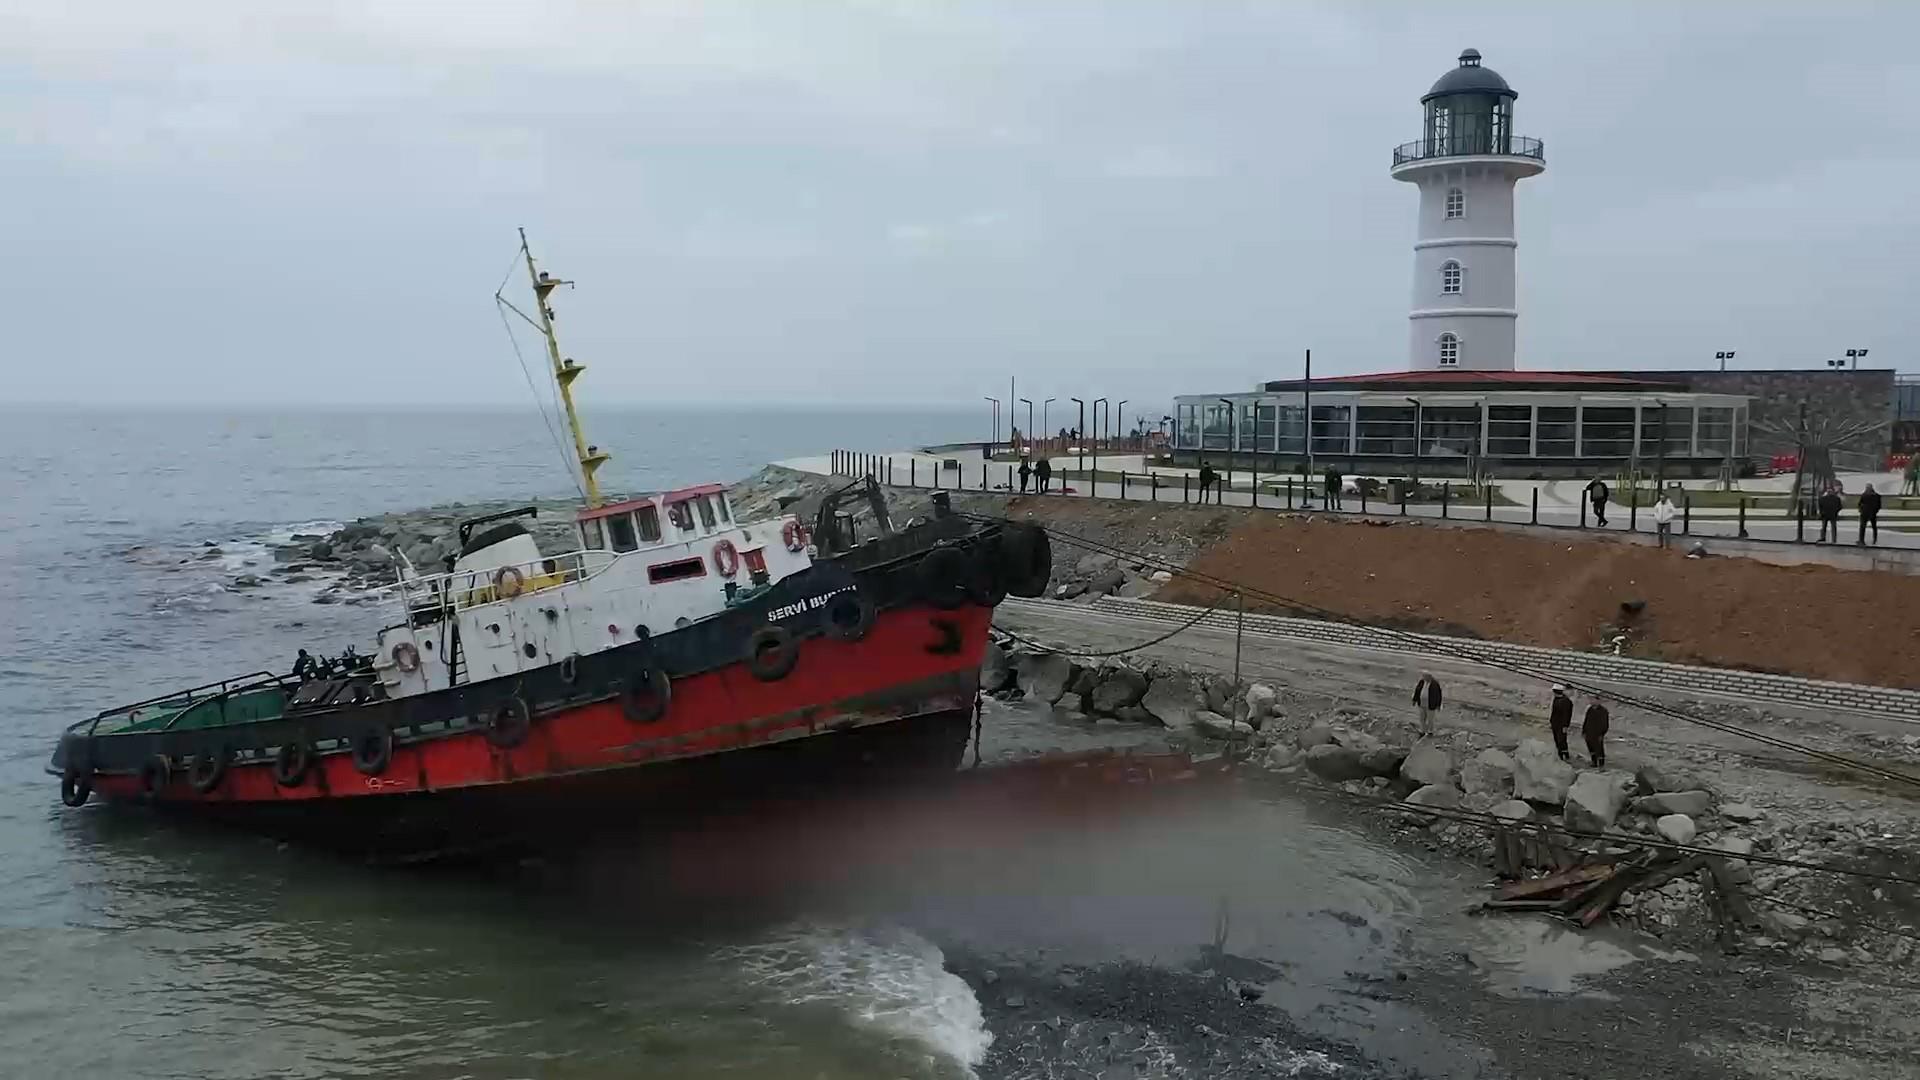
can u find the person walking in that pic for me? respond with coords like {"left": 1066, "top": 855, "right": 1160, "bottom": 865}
{"left": 1817, "top": 484, "right": 1843, "bottom": 542}
{"left": 1411, "top": 672, "right": 1443, "bottom": 737}
{"left": 1581, "top": 698, "right": 1611, "bottom": 768}
{"left": 1198, "top": 463, "right": 1218, "bottom": 502}
{"left": 1548, "top": 685, "right": 1574, "bottom": 762}
{"left": 1017, "top": 457, "right": 1032, "bottom": 494}
{"left": 1583, "top": 477, "right": 1611, "bottom": 527}
{"left": 1324, "top": 466, "right": 1344, "bottom": 510}
{"left": 1652, "top": 490, "right": 1677, "bottom": 548}
{"left": 1859, "top": 483, "right": 1882, "bottom": 545}
{"left": 1034, "top": 457, "right": 1053, "bottom": 493}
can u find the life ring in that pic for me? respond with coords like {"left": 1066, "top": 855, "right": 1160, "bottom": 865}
{"left": 917, "top": 544, "right": 971, "bottom": 610}
{"left": 713, "top": 539, "right": 741, "bottom": 578}
{"left": 391, "top": 641, "right": 421, "bottom": 674}
{"left": 782, "top": 519, "right": 809, "bottom": 553}
{"left": 60, "top": 767, "right": 93, "bottom": 807}
{"left": 747, "top": 626, "right": 799, "bottom": 681}
{"left": 622, "top": 664, "right": 672, "bottom": 724}
{"left": 486, "top": 696, "right": 532, "bottom": 749}
{"left": 824, "top": 588, "right": 875, "bottom": 642}
{"left": 351, "top": 726, "right": 393, "bottom": 776}
{"left": 139, "top": 755, "right": 171, "bottom": 799}
{"left": 493, "top": 565, "right": 527, "bottom": 598}
{"left": 188, "top": 745, "right": 232, "bottom": 795}
{"left": 273, "top": 741, "right": 314, "bottom": 788}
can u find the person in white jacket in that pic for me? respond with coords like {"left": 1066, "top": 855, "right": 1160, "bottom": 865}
{"left": 1652, "top": 490, "right": 1677, "bottom": 548}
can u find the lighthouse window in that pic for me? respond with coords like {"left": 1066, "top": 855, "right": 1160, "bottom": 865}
{"left": 1438, "top": 333, "right": 1460, "bottom": 367}
{"left": 1445, "top": 188, "right": 1465, "bottom": 219}
{"left": 1440, "top": 261, "right": 1463, "bottom": 295}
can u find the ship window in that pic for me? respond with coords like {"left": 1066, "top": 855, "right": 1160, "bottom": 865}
{"left": 667, "top": 501, "right": 694, "bottom": 531}
{"left": 647, "top": 557, "right": 707, "bottom": 584}
{"left": 695, "top": 495, "right": 717, "bottom": 529}
{"left": 1445, "top": 187, "right": 1465, "bottom": 219}
{"left": 606, "top": 513, "right": 639, "bottom": 553}
{"left": 1440, "top": 260, "right": 1462, "bottom": 295}
{"left": 715, "top": 494, "right": 731, "bottom": 523}
{"left": 636, "top": 504, "right": 662, "bottom": 542}
{"left": 581, "top": 519, "right": 605, "bottom": 551}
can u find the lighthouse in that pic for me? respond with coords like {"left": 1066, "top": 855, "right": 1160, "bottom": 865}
{"left": 1391, "top": 48, "right": 1545, "bottom": 372}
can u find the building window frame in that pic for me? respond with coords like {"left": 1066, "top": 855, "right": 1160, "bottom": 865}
{"left": 1437, "top": 332, "right": 1460, "bottom": 367}
{"left": 1445, "top": 187, "right": 1465, "bottom": 219}
{"left": 1440, "top": 260, "right": 1463, "bottom": 295}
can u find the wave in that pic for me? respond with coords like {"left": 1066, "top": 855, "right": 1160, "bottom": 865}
{"left": 724, "top": 922, "right": 992, "bottom": 1075}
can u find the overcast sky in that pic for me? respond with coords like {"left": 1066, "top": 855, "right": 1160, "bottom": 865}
{"left": 5, "top": 2, "right": 1916, "bottom": 411}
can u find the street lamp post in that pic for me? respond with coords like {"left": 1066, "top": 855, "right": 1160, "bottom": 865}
{"left": 983, "top": 397, "right": 1000, "bottom": 454}
{"left": 1070, "top": 397, "right": 1086, "bottom": 473}
{"left": 1219, "top": 397, "right": 1236, "bottom": 502}
{"left": 1092, "top": 398, "right": 1108, "bottom": 486}
{"left": 1116, "top": 399, "right": 1129, "bottom": 449}
{"left": 1407, "top": 397, "right": 1422, "bottom": 485}
{"left": 1715, "top": 350, "right": 1736, "bottom": 372}
{"left": 1019, "top": 397, "right": 1034, "bottom": 452}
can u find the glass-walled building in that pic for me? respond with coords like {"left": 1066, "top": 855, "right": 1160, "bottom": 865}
{"left": 1172, "top": 371, "right": 1749, "bottom": 478}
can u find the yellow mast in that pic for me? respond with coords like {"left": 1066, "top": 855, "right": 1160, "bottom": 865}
{"left": 520, "top": 227, "right": 610, "bottom": 507}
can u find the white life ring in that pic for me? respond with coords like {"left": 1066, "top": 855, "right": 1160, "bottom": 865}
{"left": 713, "top": 539, "right": 741, "bottom": 578}
{"left": 493, "top": 565, "right": 527, "bottom": 598}
{"left": 391, "top": 641, "right": 421, "bottom": 673}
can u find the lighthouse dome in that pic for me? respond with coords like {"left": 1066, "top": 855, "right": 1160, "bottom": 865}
{"left": 1422, "top": 49, "right": 1516, "bottom": 102}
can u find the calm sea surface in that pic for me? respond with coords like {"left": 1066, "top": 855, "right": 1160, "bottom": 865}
{"left": 0, "top": 405, "right": 1471, "bottom": 1079}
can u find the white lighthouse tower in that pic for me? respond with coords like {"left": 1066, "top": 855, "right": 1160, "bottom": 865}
{"left": 1392, "top": 49, "right": 1545, "bottom": 372}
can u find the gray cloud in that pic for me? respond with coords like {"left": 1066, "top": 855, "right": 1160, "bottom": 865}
{"left": 4, "top": 2, "right": 1914, "bottom": 414}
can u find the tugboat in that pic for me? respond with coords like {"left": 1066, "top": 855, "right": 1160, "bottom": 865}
{"left": 49, "top": 232, "right": 1051, "bottom": 856}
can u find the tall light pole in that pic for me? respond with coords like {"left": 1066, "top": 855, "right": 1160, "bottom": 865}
{"left": 1303, "top": 348, "right": 1315, "bottom": 480}
{"left": 1092, "top": 397, "right": 1108, "bottom": 483}
{"left": 983, "top": 397, "right": 1000, "bottom": 452}
{"left": 1847, "top": 347, "right": 1870, "bottom": 370}
{"left": 1715, "top": 350, "right": 1736, "bottom": 372}
{"left": 1070, "top": 397, "right": 1085, "bottom": 472}
{"left": 1019, "top": 397, "right": 1034, "bottom": 451}
{"left": 1116, "top": 399, "right": 1129, "bottom": 448}
{"left": 1042, "top": 397, "right": 1056, "bottom": 442}
{"left": 1407, "top": 396, "right": 1422, "bottom": 484}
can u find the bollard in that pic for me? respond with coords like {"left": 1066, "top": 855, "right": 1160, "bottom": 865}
{"left": 1738, "top": 498, "right": 1748, "bottom": 538}
{"left": 910, "top": 458, "right": 916, "bottom": 487}
{"left": 1629, "top": 487, "right": 1639, "bottom": 532}
{"left": 1683, "top": 493, "right": 1691, "bottom": 535}
{"left": 1531, "top": 487, "right": 1539, "bottom": 525}
{"left": 981, "top": 462, "right": 987, "bottom": 491}
{"left": 1121, "top": 471, "right": 1128, "bottom": 498}
{"left": 1485, "top": 483, "right": 1493, "bottom": 522}
{"left": 1796, "top": 497, "right": 1804, "bottom": 542}
{"left": 1287, "top": 478, "right": 1294, "bottom": 510}
{"left": 1580, "top": 497, "right": 1588, "bottom": 529}
{"left": 1151, "top": 474, "right": 1159, "bottom": 502}
{"left": 1009, "top": 464, "right": 1015, "bottom": 492}
{"left": 1183, "top": 475, "right": 1190, "bottom": 503}
{"left": 1442, "top": 482, "right": 1450, "bottom": 518}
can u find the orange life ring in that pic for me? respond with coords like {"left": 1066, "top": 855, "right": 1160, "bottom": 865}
{"left": 713, "top": 539, "right": 741, "bottom": 578}
{"left": 782, "top": 519, "right": 809, "bottom": 553}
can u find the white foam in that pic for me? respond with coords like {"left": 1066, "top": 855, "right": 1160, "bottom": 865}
{"left": 727, "top": 923, "right": 993, "bottom": 1074}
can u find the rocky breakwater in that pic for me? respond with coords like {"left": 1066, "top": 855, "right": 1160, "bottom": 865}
{"left": 980, "top": 640, "right": 1277, "bottom": 742}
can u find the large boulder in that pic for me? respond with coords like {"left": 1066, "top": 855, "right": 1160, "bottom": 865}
{"left": 1511, "top": 739, "right": 1575, "bottom": 804}
{"left": 1086, "top": 567, "right": 1127, "bottom": 596}
{"left": 1075, "top": 552, "right": 1118, "bottom": 576}
{"left": 1460, "top": 748, "right": 1515, "bottom": 798}
{"left": 1720, "top": 802, "right": 1765, "bottom": 823}
{"left": 1399, "top": 738, "right": 1453, "bottom": 788}
{"left": 1243, "top": 684, "right": 1278, "bottom": 720}
{"left": 1359, "top": 747, "right": 1408, "bottom": 778}
{"left": 980, "top": 643, "right": 1014, "bottom": 692}
{"left": 1141, "top": 673, "right": 1202, "bottom": 729}
{"left": 1017, "top": 653, "right": 1077, "bottom": 705}
{"left": 1191, "top": 711, "right": 1244, "bottom": 740}
{"left": 1086, "top": 667, "right": 1148, "bottom": 715}
{"left": 1562, "top": 770, "right": 1636, "bottom": 833}
{"left": 1304, "top": 744, "right": 1372, "bottom": 783}
{"left": 1296, "top": 723, "right": 1337, "bottom": 751}
{"left": 1655, "top": 814, "right": 1697, "bottom": 845}
{"left": 1333, "top": 728, "right": 1385, "bottom": 754}
{"left": 1404, "top": 784, "right": 1462, "bottom": 813}
{"left": 1490, "top": 799, "right": 1534, "bottom": 822}
{"left": 1635, "top": 763, "right": 1710, "bottom": 796}
{"left": 1630, "top": 790, "right": 1713, "bottom": 818}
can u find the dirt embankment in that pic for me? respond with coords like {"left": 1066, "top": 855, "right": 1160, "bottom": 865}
{"left": 998, "top": 497, "right": 1920, "bottom": 690}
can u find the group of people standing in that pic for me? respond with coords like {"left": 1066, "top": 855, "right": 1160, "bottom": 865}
{"left": 1015, "top": 455, "right": 1054, "bottom": 493}
{"left": 1814, "top": 481, "right": 1883, "bottom": 545}
{"left": 1410, "top": 674, "right": 1611, "bottom": 768}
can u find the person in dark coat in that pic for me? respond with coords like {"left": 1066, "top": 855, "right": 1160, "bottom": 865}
{"left": 1034, "top": 457, "right": 1053, "bottom": 493}
{"left": 1581, "top": 699, "right": 1611, "bottom": 768}
{"left": 1198, "top": 463, "right": 1218, "bottom": 501}
{"left": 1583, "top": 478, "right": 1611, "bottom": 527}
{"left": 1548, "top": 684, "right": 1574, "bottom": 762}
{"left": 1324, "top": 466, "right": 1344, "bottom": 510}
{"left": 1017, "top": 457, "right": 1032, "bottom": 493}
{"left": 292, "top": 648, "right": 316, "bottom": 680}
{"left": 1412, "top": 672, "right": 1443, "bottom": 736}
{"left": 1859, "top": 484, "right": 1882, "bottom": 545}
{"left": 1817, "top": 485, "right": 1843, "bottom": 542}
